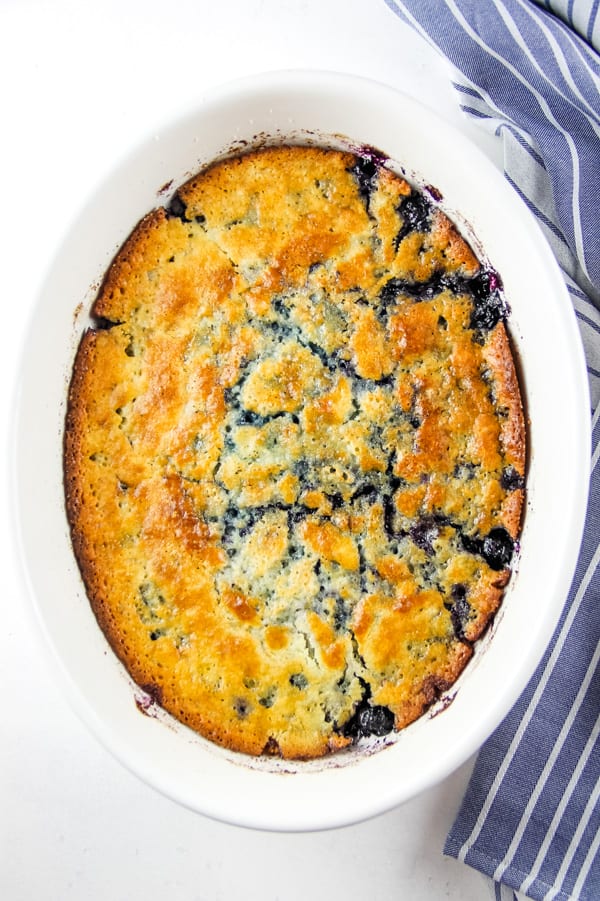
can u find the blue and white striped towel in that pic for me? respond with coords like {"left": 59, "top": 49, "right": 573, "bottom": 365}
{"left": 384, "top": 2, "right": 600, "bottom": 899}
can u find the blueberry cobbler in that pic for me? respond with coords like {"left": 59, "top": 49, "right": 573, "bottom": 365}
{"left": 64, "top": 146, "right": 525, "bottom": 759}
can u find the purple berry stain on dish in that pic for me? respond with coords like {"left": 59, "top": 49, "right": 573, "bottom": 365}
{"left": 425, "top": 184, "right": 443, "bottom": 202}
{"left": 135, "top": 682, "right": 163, "bottom": 717}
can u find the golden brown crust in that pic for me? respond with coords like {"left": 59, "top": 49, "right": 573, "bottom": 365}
{"left": 64, "top": 146, "right": 526, "bottom": 759}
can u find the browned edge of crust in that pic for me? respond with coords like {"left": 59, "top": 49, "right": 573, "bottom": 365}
{"left": 484, "top": 322, "right": 526, "bottom": 537}
{"left": 92, "top": 209, "right": 167, "bottom": 322}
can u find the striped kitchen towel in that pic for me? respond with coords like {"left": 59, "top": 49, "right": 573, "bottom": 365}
{"left": 384, "top": 1, "right": 600, "bottom": 899}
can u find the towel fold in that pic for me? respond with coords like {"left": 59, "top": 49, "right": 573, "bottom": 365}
{"left": 384, "top": 2, "right": 600, "bottom": 898}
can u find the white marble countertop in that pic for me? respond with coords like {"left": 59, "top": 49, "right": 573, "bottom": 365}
{"left": 0, "top": 2, "right": 506, "bottom": 897}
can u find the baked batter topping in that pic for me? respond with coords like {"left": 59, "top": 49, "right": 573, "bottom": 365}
{"left": 64, "top": 146, "right": 525, "bottom": 759}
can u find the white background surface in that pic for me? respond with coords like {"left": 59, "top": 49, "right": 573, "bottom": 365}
{"left": 0, "top": 1, "right": 509, "bottom": 898}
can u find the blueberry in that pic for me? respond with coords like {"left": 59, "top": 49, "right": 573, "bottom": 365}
{"left": 395, "top": 191, "right": 432, "bottom": 246}
{"left": 138, "top": 582, "right": 166, "bottom": 609}
{"left": 349, "top": 154, "right": 379, "bottom": 209}
{"left": 454, "top": 461, "right": 477, "bottom": 481}
{"left": 342, "top": 701, "right": 395, "bottom": 739}
{"left": 333, "top": 596, "right": 349, "bottom": 631}
{"left": 501, "top": 466, "right": 525, "bottom": 491}
{"left": 461, "top": 527, "right": 514, "bottom": 571}
{"left": 378, "top": 277, "right": 405, "bottom": 306}
{"left": 222, "top": 504, "right": 278, "bottom": 545}
{"left": 258, "top": 690, "right": 276, "bottom": 708}
{"left": 461, "top": 532, "right": 484, "bottom": 557}
{"left": 294, "top": 459, "right": 310, "bottom": 481}
{"left": 239, "top": 505, "right": 267, "bottom": 536}
{"left": 335, "top": 355, "right": 358, "bottom": 379}
{"left": 358, "top": 705, "right": 395, "bottom": 737}
{"left": 351, "top": 484, "right": 378, "bottom": 503}
{"left": 447, "top": 584, "right": 471, "bottom": 640}
{"left": 470, "top": 292, "right": 507, "bottom": 331}
{"left": 237, "top": 408, "right": 290, "bottom": 426}
{"left": 288, "top": 506, "right": 309, "bottom": 527}
{"left": 379, "top": 271, "right": 446, "bottom": 304}
{"left": 473, "top": 268, "right": 502, "bottom": 297}
{"left": 238, "top": 408, "right": 266, "bottom": 426}
{"left": 290, "top": 673, "right": 308, "bottom": 690}
{"left": 167, "top": 194, "right": 191, "bottom": 222}
{"left": 383, "top": 494, "right": 397, "bottom": 539}
{"left": 482, "top": 527, "right": 514, "bottom": 571}
{"left": 410, "top": 516, "right": 441, "bottom": 556}
{"left": 378, "top": 267, "right": 506, "bottom": 329}
{"left": 468, "top": 269, "right": 508, "bottom": 331}
{"left": 272, "top": 297, "right": 289, "bottom": 317}
{"left": 223, "top": 385, "right": 238, "bottom": 406}
{"left": 233, "top": 697, "right": 251, "bottom": 718}
{"left": 306, "top": 340, "right": 332, "bottom": 369}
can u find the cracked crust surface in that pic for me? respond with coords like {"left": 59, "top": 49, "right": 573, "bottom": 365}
{"left": 64, "top": 146, "right": 525, "bottom": 759}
